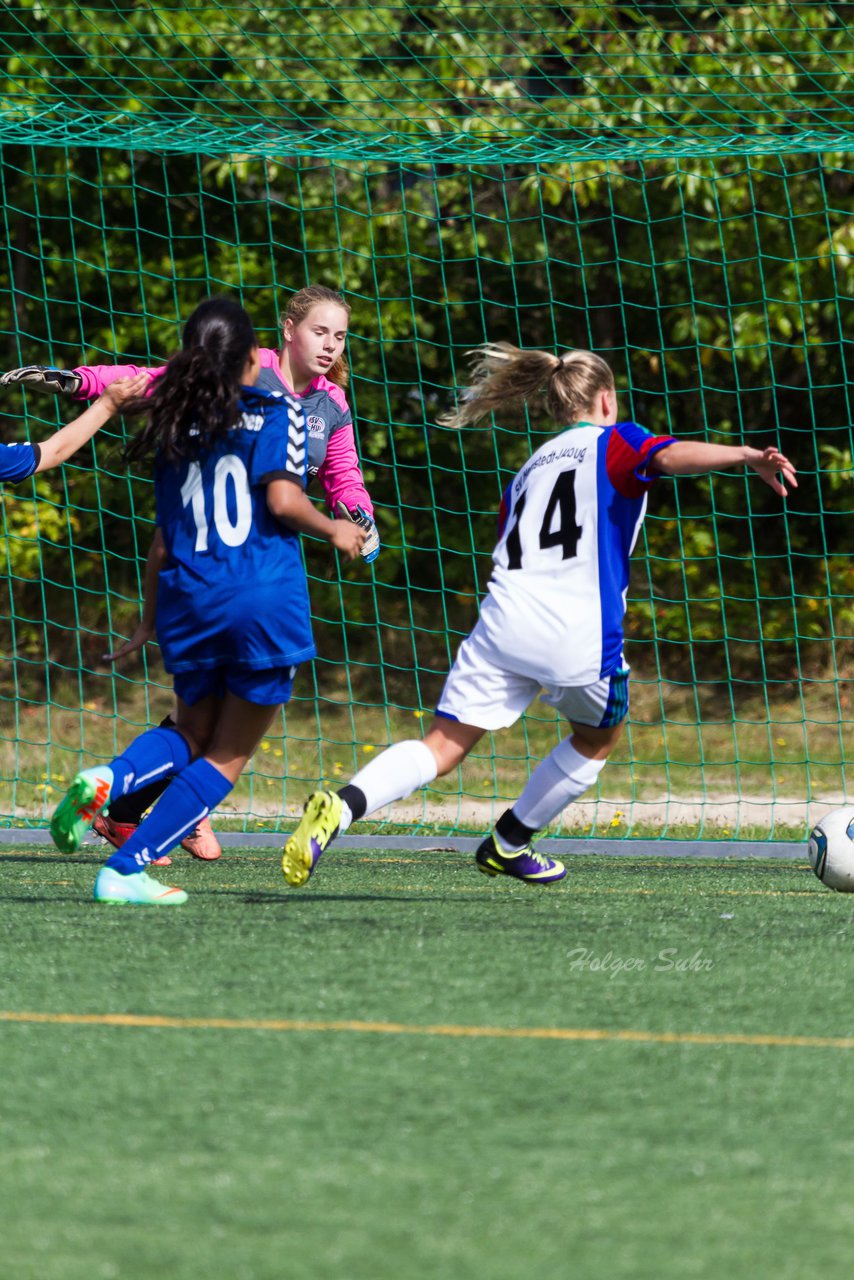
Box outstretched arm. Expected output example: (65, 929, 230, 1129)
(1, 362, 162, 401)
(34, 373, 149, 472)
(648, 441, 797, 497)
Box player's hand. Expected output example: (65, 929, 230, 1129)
(99, 373, 149, 410)
(335, 501, 380, 562)
(746, 446, 798, 497)
(0, 365, 83, 395)
(330, 520, 368, 562)
(103, 621, 155, 663)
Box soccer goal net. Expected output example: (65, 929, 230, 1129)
(0, 2, 851, 838)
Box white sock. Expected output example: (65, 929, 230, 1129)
(512, 738, 606, 830)
(346, 740, 438, 820)
(338, 799, 354, 834)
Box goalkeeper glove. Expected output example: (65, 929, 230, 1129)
(335, 501, 380, 563)
(0, 365, 83, 395)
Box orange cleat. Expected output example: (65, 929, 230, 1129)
(92, 812, 172, 867)
(180, 816, 222, 861)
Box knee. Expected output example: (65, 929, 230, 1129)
(570, 722, 623, 761)
(175, 727, 206, 761)
(423, 737, 466, 777)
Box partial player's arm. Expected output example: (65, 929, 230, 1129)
(34, 373, 149, 472)
(266, 480, 366, 561)
(648, 441, 797, 497)
(104, 528, 167, 662)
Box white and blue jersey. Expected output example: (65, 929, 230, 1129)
(0, 441, 39, 483)
(473, 421, 676, 687)
(154, 385, 316, 674)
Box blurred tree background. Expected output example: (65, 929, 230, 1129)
(0, 1, 851, 828)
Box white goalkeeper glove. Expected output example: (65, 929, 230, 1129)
(0, 365, 83, 395)
(335, 501, 380, 563)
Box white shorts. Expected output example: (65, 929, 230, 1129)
(436, 629, 629, 732)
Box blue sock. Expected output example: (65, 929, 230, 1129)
(109, 727, 192, 804)
(106, 759, 233, 875)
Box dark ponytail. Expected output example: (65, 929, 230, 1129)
(124, 297, 257, 464)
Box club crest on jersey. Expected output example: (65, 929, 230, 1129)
(306, 415, 326, 437)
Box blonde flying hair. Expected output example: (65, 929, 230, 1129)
(438, 342, 615, 429)
(281, 285, 352, 388)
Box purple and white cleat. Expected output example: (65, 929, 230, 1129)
(475, 833, 566, 884)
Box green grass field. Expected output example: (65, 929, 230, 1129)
(2, 840, 853, 1279)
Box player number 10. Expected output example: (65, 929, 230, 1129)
(180, 454, 253, 551)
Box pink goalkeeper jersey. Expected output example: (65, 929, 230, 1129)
(73, 348, 373, 516)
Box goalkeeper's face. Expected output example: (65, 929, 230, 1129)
(285, 303, 349, 381)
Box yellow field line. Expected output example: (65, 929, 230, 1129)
(1, 1009, 852, 1049)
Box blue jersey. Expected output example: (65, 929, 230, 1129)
(0, 441, 39, 483)
(477, 421, 676, 685)
(154, 385, 316, 673)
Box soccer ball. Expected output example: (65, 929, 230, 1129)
(808, 809, 854, 892)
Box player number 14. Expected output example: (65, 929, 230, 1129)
(505, 469, 582, 570)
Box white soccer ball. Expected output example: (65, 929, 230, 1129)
(808, 809, 854, 892)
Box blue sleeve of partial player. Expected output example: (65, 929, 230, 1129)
(0, 441, 39, 483)
(250, 396, 308, 488)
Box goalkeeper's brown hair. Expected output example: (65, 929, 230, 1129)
(438, 343, 615, 430)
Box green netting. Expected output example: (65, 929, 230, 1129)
(0, 2, 852, 838)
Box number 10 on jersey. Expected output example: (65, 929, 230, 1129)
(180, 455, 253, 551)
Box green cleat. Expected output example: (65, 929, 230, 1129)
(282, 790, 342, 887)
(94, 866, 188, 906)
(50, 767, 114, 853)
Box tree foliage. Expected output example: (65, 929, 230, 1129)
(0, 1, 851, 701)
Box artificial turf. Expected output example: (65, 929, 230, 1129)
(1, 842, 852, 1279)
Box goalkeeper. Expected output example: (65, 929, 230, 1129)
(2, 285, 379, 863)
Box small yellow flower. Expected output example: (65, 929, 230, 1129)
(273, 748, 283, 758)
(260, 740, 271, 752)
(362, 744, 376, 754)
(776, 737, 786, 746)
(413, 710, 424, 719)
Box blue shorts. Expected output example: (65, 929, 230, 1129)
(173, 664, 299, 708)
